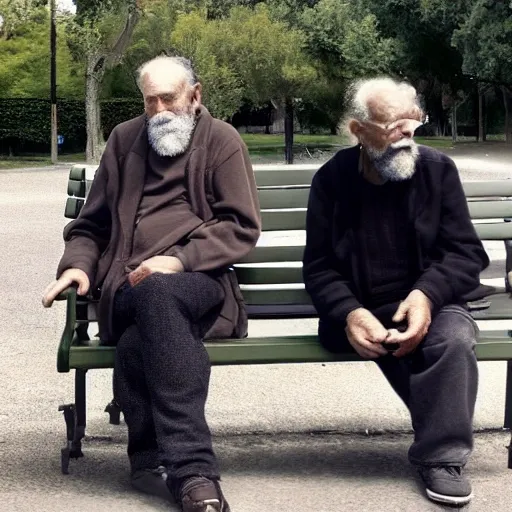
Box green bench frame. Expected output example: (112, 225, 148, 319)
(56, 163, 512, 474)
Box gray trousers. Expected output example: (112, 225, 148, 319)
(112, 272, 225, 484)
(319, 304, 479, 467)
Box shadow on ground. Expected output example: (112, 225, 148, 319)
(1, 425, 509, 511)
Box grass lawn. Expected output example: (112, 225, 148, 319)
(0, 153, 85, 170)
(241, 133, 457, 150)
(0, 135, 503, 169)
(241, 133, 344, 148)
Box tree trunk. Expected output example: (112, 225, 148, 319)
(82, 7, 141, 162)
(85, 61, 104, 163)
(502, 86, 512, 144)
(451, 105, 457, 144)
(284, 97, 294, 164)
(478, 88, 485, 142)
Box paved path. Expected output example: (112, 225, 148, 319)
(0, 154, 511, 511)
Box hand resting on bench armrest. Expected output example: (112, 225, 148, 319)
(42, 268, 90, 308)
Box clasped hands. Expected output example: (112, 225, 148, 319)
(42, 256, 184, 308)
(345, 290, 432, 359)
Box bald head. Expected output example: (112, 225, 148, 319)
(137, 56, 201, 118)
(137, 56, 202, 157)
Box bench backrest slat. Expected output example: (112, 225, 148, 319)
(66, 164, 512, 322)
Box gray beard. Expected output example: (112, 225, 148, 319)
(366, 139, 419, 181)
(147, 111, 196, 157)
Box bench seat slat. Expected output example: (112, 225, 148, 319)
(67, 331, 512, 370)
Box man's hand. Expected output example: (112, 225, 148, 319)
(386, 290, 432, 358)
(128, 255, 184, 287)
(345, 308, 389, 359)
(42, 268, 90, 308)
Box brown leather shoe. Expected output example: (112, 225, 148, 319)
(179, 476, 230, 512)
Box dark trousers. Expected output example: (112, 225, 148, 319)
(319, 304, 479, 466)
(112, 272, 225, 482)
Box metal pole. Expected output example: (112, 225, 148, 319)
(451, 104, 457, 144)
(50, 0, 58, 163)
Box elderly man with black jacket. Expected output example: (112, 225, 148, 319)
(43, 56, 261, 512)
(303, 77, 489, 507)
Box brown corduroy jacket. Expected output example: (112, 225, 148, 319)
(57, 106, 261, 342)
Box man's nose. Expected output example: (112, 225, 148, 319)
(155, 97, 166, 113)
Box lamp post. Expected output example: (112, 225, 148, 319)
(50, 0, 58, 163)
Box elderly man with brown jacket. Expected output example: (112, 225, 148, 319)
(43, 56, 261, 512)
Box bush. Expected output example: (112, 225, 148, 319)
(0, 98, 144, 155)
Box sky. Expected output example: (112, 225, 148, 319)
(58, 0, 76, 13)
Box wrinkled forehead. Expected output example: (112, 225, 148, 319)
(366, 90, 423, 124)
(141, 64, 190, 97)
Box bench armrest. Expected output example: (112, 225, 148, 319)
(56, 287, 77, 373)
(55, 284, 78, 302)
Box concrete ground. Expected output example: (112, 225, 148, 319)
(1, 147, 512, 511)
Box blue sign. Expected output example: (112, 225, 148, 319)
(57, 135, 65, 145)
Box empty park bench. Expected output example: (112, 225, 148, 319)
(56, 162, 512, 475)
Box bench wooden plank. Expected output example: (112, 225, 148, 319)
(261, 209, 306, 231)
(235, 266, 303, 284)
(463, 180, 512, 198)
(254, 167, 317, 187)
(471, 293, 512, 320)
(242, 287, 311, 305)
(69, 166, 86, 181)
(468, 201, 512, 219)
(239, 245, 305, 263)
(258, 187, 310, 209)
(67, 179, 86, 198)
(65, 197, 84, 219)
(473, 222, 512, 240)
(67, 331, 512, 370)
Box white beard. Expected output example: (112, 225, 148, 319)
(366, 139, 419, 181)
(147, 110, 196, 157)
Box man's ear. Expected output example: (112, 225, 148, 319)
(191, 83, 202, 108)
(348, 119, 362, 138)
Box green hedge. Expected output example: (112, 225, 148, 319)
(0, 98, 144, 154)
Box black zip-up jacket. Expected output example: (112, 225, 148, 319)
(302, 145, 490, 325)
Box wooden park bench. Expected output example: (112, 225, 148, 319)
(56, 162, 512, 475)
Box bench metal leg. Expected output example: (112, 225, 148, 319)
(104, 398, 122, 425)
(505, 361, 512, 469)
(58, 369, 87, 474)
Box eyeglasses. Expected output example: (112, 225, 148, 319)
(362, 118, 424, 141)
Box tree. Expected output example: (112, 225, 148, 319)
(170, 11, 244, 121)
(289, 0, 398, 135)
(0, 4, 83, 98)
(102, 0, 182, 98)
(172, 4, 317, 163)
(353, 0, 472, 135)
(453, 0, 512, 143)
(0, 0, 46, 40)
(68, 0, 142, 162)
